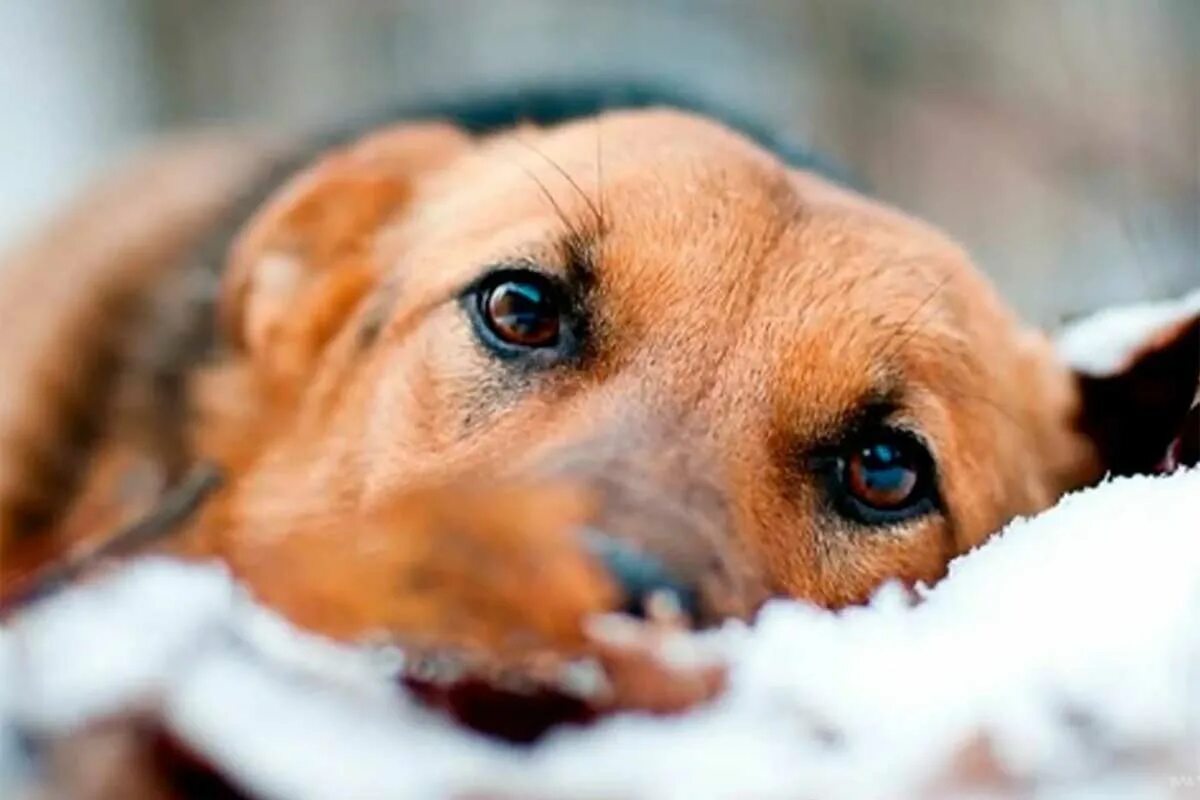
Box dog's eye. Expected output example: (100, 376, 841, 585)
(473, 271, 564, 351)
(846, 441, 918, 508)
(828, 430, 938, 525)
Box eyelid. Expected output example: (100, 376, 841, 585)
(797, 400, 908, 461)
(457, 259, 566, 300)
(876, 419, 936, 461)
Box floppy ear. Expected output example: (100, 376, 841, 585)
(1057, 290, 1200, 476)
(221, 122, 471, 383)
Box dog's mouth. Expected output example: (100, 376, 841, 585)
(400, 655, 604, 743)
(397, 611, 729, 744)
(389, 538, 731, 744)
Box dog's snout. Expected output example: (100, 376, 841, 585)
(581, 528, 700, 621)
(526, 418, 768, 622)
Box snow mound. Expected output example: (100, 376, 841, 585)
(2, 468, 1198, 799)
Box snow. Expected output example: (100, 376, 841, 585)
(1056, 288, 1200, 376)
(0, 627, 29, 798)
(7, 558, 234, 732)
(2, 468, 1198, 799)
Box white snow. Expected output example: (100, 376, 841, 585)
(1056, 288, 1200, 376)
(1, 469, 1198, 800)
(9, 558, 234, 732)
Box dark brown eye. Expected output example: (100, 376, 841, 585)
(846, 441, 919, 509)
(828, 430, 938, 525)
(477, 274, 562, 349)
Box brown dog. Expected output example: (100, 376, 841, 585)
(1, 92, 1196, 668)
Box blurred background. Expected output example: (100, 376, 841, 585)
(0, 0, 1195, 325)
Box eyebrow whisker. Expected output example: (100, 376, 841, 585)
(505, 150, 586, 245)
(509, 133, 605, 234)
(871, 273, 953, 366)
(594, 117, 606, 228)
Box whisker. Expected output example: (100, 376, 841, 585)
(871, 273, 953, 366)
(594, 117, 606, 227)
(501, 146, 585, 244)
(509, 133, 605, 232)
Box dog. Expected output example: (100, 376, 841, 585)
(1, 85, 1196, 684)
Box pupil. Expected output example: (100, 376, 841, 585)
(861, 444, 907, 491)
(487, 282, 558, 344)
(497, 283, 542, 320)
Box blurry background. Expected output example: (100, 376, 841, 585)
(0, 0, 1195, 325)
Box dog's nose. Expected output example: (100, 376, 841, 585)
(580, 528, 700, 621)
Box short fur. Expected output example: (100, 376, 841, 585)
(1, 87, 1195, 657)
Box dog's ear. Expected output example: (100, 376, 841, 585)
(1057, 291, 1200, 476)
(221, 123, 471, 382)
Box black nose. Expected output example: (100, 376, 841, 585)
(580, 528, 700, 621)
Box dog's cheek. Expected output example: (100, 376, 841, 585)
(425, 347, 528, 443)
(457, 367, 540, 434)
(428, 317, 559, 440)
(361, 325, 521, 460)
(810, 516, 955, 606)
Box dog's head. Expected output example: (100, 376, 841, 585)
(207, 108, 1198, 628)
